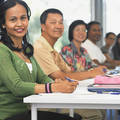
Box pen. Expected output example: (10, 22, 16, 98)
(65, 77, 77, 82)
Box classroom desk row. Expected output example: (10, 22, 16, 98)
(24, 79, 120, 120)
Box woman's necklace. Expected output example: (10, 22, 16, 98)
(14, 51, 28, 60)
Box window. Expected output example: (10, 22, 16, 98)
(26, 0, 91, 51)
(106, 0, 120, 35)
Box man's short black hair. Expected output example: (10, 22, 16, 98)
(40, 8, 63, 24)
(87, 21, 101, 32)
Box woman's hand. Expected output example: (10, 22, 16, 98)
(89, 66, 107, 77)
(52, 80, 78, 93)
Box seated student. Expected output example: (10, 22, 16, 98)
(112, 33, 120, 60)
(101, 32, 120, 66)
(0, 0, 78, 120)
(34, 9, 106, 120)
(60, 20, 97, 72)
(101, 32, 116, 58)
(81, 21, 116, 69)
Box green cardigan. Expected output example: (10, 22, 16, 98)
(0, 43, 52, 120)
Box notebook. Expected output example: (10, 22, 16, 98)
(94, 75, 120, 84)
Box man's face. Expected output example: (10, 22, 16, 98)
(106, 34, 116, 47)
(41, 13, 64, 41)
(88, 24, 102, 44)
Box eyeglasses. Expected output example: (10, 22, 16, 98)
(108, 38, 115, 40)
(75, 29, 88, 33)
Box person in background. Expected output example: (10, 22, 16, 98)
(101, 32, 116, 58)
(0, 0, 78, 120)
(34, 9, 106, 120)
(101, 32, 120, 66)
(112, 33, 120, 60)
(81, 21, 116, 69)
(34, 9, 105, 81)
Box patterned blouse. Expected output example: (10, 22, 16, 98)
(60, 42, 93, 72)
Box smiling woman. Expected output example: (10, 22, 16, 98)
(0, 0, 78, 120)
(60, 20, 92, 72)
(3, 4, 29, 48)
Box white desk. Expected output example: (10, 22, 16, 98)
(24, 79, 120, 120)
